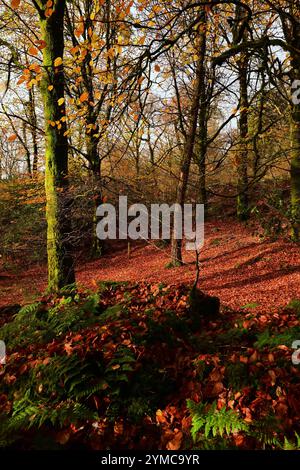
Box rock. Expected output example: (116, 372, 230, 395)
(189, 288, 220, 319)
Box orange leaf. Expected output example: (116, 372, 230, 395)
(45, 8, 53, 17)
(240, 355, 248, 364)
(166, 431, 183, 450)
(11, 0, 21, 9)
(268, 353, 275, 362)
(28, 46, 38, 56)
(156, 409, 167, 425)
(75, 24, 84, 38)
(211, 381, 224, 396)
(209, 368, 223, 382)
(64, 342, 73, 356)
(249, 350, 258, 363)
(79, 91, 89, 102)
(8, 134, 17, 142)
(37, 40, 47, 50)
(17, 76, 26, 85)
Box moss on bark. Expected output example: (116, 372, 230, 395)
(38, 0, 75, 290)
(290, 54, 300, 241)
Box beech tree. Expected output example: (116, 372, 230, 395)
(33, 0, 75, 289)
(233, 4, 250, 221)
(171, 8, 207, 266)
(213, 0, 300, 238)
(1, 0, 299, 284)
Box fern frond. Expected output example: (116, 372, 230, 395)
(187, 400, 248, 441)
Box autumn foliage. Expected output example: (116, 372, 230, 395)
(0, 282, 300, 450)
(1, 0, 300, 454)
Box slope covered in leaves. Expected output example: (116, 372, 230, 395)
(0, 282, 300, 450)
(1, 219, 300, 313)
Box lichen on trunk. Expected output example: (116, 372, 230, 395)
(38, 0, 75, 290)
(290, 54, 300, 241)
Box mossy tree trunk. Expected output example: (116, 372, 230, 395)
(38, 0, 75, 290)
(273, 2, 300, 240)
(235, 6, 249, 222)
(290, 50, 300, 240)
(236, 51, 249, 221)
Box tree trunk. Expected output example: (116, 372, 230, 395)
(39, 0, 75, 290)
(276, 4, 300, 240)
(28, 88, 39, 173)
(84, 86, 102, 259)
(87, 132, 102, 257)
(197, 12, 208, 208)
(290, 52, 300, 240)
(236, 51, 249, 221)
(235, 6, 250, 222)
(171, 11, 207, 266)
(79, 1, 103, 257)
(22, 122, 32, 175)
(198, 138, 207, 206)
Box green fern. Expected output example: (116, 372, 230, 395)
(7, 396, 96, 432)
(187, 400, 248, 441)
(287, 299, 300, 317)
(31, 352, 105, 400)
(249, 414, 280, 448)
(17, 302, 41, 317)
(255, 327, 300, 350)
(0, 294, 102, 350)
(282, 433, 300, 450)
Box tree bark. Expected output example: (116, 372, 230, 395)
(22, 122, 32, 175)
(236, 51, 249, 221)
(235, 6, 249, 221)
(83, 8, 103, 257)
(171, 11, 207, 266)
(290, 51, 300, 240)
(39, 0, 75, 290)
(28, 88, 39, 173)
(88, 133, 102, 257)
(197, 12, 208, 207)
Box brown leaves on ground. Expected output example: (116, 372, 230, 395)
(0, 281, 300, 450)
(1, 219, 299, 312)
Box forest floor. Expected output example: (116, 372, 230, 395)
(1, 217, 300, 449)
(0, 218, 299, 310)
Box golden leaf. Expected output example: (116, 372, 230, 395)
(54, 57, 63, 67)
